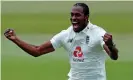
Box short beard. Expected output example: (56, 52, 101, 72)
(75, 22, 88, 33)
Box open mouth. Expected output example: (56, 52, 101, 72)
(72, 21, 79, 29)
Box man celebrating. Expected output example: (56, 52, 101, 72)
(4, 3, 118, 80)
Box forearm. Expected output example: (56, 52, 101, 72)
(103, 33, 119, 60)
(12, 37, 41, 57)
(4, 29, 54, 57)
(108, 46, 118, 60)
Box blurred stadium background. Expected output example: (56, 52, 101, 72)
(1, 1, 133, 80)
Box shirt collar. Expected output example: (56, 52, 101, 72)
(70, 21, 93, 34)
(81, 21, 92, 34)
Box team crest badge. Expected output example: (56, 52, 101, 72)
(86, 36, 89, 44)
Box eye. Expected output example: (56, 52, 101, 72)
(71, 13, 81, 17)
(75, 13, 81, 17)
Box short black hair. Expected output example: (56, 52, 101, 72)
(73, 3, 89, 16)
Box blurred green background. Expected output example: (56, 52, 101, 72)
(1, 1, 133, 80)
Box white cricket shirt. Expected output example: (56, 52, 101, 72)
(50, 22, 107, 80)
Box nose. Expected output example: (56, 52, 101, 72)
(72, 15, 76, 20)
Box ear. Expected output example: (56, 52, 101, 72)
(85, 16, 88, 21)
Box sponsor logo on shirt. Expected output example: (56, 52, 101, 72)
(73, 46, 84, 62)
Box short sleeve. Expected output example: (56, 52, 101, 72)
(50, 30, 67, 49)
(98, 27, 106, 49)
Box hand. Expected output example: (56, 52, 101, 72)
(103, 33, 114, 47)
(4, 29, 17, 41)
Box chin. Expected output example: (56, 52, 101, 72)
(73, 28, 80, 33)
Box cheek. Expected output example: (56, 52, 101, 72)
(80, 19, 86, 24)
(83, 17, 87, 21)
(78, 17, 84, 21)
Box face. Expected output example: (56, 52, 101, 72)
(70, 6, 88, 32)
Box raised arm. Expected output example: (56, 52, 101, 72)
(4, 29, 55, 57)
(103, 33, 118, 60)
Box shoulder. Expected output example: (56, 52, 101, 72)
(91, 23, 106, 36)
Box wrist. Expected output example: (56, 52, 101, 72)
(11, 36, 19, 42)
(106, 40, 115, 48)
(108, 44, 116, 51)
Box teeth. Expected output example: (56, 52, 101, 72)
(72, 22, 78, 24)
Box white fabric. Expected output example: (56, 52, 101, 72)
(50, 22, 107, 80)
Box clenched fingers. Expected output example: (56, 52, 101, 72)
(103, 33, 112, 42)
(4, 29, 14, 37)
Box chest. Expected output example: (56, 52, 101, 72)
(63, 33, 100, 54)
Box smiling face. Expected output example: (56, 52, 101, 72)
(70, 6, 88, 32)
